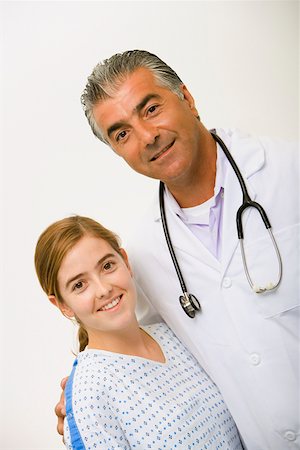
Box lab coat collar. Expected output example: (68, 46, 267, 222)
(229, 128, 265, 179)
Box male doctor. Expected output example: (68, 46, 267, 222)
(57, 50, 299, 449)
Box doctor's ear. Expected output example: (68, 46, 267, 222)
(180, 85, 200, 119)
(119, 248, 133, 276)
(48, 295, 75, 319)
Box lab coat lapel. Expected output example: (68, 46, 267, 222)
(221, 132, 265, 276)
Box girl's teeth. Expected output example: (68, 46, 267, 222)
(101, 296, 120, 311)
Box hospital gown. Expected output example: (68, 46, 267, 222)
(64, 322, 242, 449)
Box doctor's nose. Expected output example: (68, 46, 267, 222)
(136, 121, 160, 147)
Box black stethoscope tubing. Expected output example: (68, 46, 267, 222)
(159, 181, 201, 318)
(211, 132, 271, 239)
(159, 130, 281, 318)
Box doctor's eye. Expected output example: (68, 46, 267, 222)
(116, 130, 127, 142)
(146, 104, 159, 115)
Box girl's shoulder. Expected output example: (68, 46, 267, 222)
(67, 350, 126, 403)
(71, 350, 120, 384)
(76, 348, 125, 370)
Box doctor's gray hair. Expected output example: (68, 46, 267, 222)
(81, 50, 184, 143)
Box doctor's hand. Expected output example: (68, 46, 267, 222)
(55, 377, 68, 437)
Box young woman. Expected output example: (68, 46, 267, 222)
(35, 215, 242, 450)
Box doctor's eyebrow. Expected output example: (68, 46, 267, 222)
(135, 93, 162, 114)
(107, 93, 162, 138)
(107, 121, 127, 139)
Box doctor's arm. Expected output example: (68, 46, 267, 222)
(55, 377, 68, 437)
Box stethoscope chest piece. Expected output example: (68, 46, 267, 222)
(179, 292, 201, 318)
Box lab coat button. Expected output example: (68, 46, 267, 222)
(284, 431, 296, 441)
(223, 277, 232, 288)
(250, 353, 261, 365)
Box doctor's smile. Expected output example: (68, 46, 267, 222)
(149, 139, 176, 162)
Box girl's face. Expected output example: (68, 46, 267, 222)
(51, 235, 137, 339)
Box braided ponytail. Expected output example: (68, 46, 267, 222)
(78, 326, 89, 352)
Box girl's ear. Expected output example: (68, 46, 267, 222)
(48, 295, 75, 318)
(119, 248, 133, 276)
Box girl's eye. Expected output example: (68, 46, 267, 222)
(103, 261, 115, 271)
(116, 130, 127, 142)
(73, 281, 84, 291)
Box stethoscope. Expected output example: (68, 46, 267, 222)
(159, 131, 283, 318)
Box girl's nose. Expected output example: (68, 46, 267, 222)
(95, 279, 112, 299)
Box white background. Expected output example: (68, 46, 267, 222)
(0, 1, 298, 449)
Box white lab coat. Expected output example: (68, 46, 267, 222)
(128, 129, 299, 450)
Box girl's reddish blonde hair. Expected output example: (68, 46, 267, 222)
(34, 215, 122, 351)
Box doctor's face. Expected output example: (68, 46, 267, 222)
(92, 68, 202, 188)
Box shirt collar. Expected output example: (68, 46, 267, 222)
(165, 137, 229, 220)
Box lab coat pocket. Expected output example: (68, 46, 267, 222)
(242, 223, 299, 319)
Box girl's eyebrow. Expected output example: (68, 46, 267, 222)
(64, 253, 115, 289)
(65, 272, 85, 290)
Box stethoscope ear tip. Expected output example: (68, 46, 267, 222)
(253, 282, 275, 294)
(253, 285, 262, 293)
